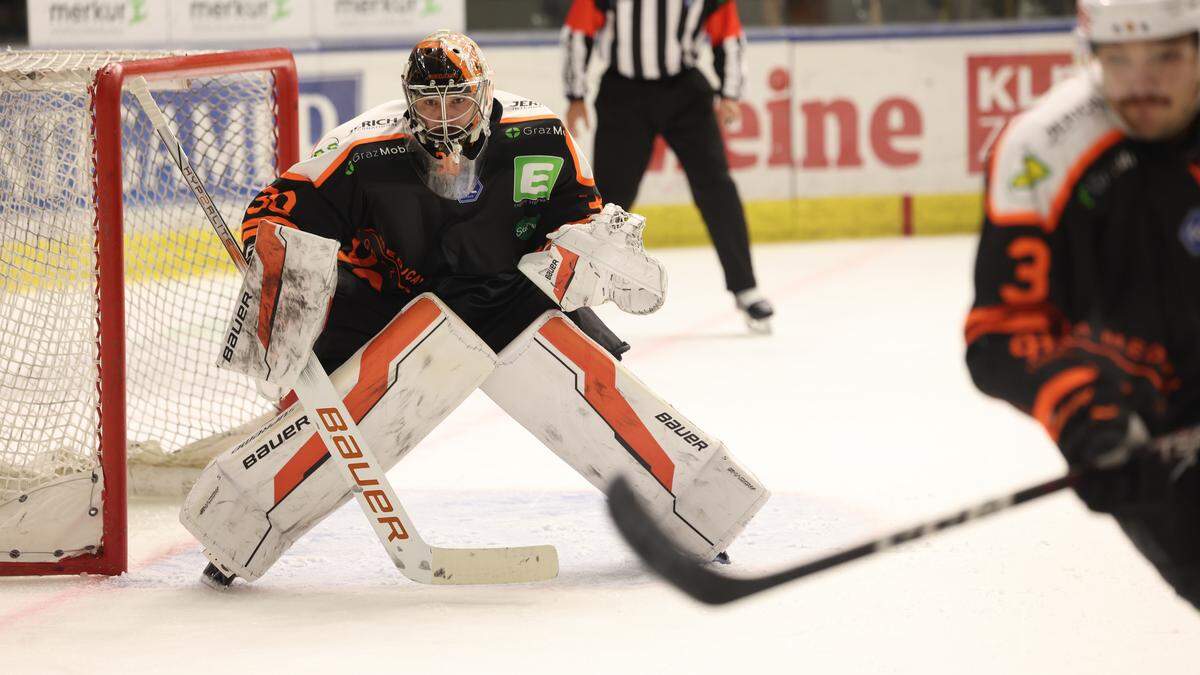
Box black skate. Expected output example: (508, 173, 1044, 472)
(201, 562, 236, 590)
(735, 289, 774, 334)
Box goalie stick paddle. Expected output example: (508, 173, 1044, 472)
(607, 472, 1079, 605)
(130, 76, 557, 586)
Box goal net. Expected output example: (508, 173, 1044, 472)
(0, 49, 298, 574)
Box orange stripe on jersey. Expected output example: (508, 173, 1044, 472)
(964, 305, 1053, 345)
(538, 317, 677, 492)
(1045, 130, 1124, 233)
(563, 127, 597, 188)
(500, 114, 559, 125)
(272, 297, 443, 504)
(988, 207, 1045, 228)
(704, 0, 744, 43)
(564, 0, 606, 35)
(1190, 163, 1200, 187)
(1033, 366, 1098, 441)
(283, 133, 410, 187)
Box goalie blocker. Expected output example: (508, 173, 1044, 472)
(183, 295, 767, 581)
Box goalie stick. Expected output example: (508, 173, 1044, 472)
(608, 424, 1200, 604)
(130, 76, 557, 586)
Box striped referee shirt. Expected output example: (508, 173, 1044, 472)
(562, 0, 747, 101)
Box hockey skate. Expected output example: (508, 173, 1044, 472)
(735, 289, 774, 334)
(200, 554, 236, 590)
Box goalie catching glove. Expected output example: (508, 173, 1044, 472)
(518, 203, 667, 315)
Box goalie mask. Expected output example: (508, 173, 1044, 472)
(401, 30, 495, 200)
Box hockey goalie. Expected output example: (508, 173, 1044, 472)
(181, 31, 769, 586)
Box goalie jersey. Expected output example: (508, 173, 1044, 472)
(240, 91, 602, 299)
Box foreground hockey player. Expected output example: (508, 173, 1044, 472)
(182, 31, 768, 585)
(966, 0, 1200, 609)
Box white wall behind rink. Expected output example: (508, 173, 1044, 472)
(293, 26, 1076, 209)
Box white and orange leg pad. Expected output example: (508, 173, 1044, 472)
(181, 294, 497, 582)
(481, 312, 769, 560)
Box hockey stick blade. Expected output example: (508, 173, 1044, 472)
(608, 472, 1078, 605)
(130, 76, 558, 586)
(431, 545, 558, 585)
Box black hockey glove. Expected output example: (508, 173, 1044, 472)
(1059, 409, 1185, 514)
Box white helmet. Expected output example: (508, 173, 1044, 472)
(1077, 0, 1200, 44)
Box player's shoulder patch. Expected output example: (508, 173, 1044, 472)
(987, 71, 1124, 228)
(495, 91, 567, 147)
(284, 99, 410, 186)
(496, 90, 558, 124)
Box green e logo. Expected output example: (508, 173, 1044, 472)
(513, 156, 563, 203)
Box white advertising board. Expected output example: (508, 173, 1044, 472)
(27, 0, 170, 47)
(26, 0, 465, 47)
(314, 0, 467, 42)
(170, 0, 312, 45)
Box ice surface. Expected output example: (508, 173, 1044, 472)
(2, 236, 1197, 674)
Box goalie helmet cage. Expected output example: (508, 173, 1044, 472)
(0, 50, 299, 576)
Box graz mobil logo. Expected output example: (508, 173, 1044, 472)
(505, 125, 564, 140)
(47, 0, 148, 26)
(189, 0, 292, 21)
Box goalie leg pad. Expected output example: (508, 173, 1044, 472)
(182, 294, 497, 581)
(481, 311, 769, 560)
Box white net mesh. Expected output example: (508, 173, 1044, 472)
(0, 50, 277, 519)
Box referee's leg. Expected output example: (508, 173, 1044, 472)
(660, 71, 757, 294)
(592, 74, 657, 210)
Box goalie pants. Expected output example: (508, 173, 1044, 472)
(1113, 463, 1200, 611)
(591, 68, 757, 294)
(313, 266, 630, 372)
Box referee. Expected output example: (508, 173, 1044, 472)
(561, 0, 774, 331)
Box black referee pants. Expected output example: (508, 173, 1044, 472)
(592, 68, 757, 294)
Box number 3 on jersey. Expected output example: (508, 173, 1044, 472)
(1000, 236, 1050, 304)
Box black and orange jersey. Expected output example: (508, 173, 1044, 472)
(965, 71, 1200, 443)
(240, 90, 602, 297)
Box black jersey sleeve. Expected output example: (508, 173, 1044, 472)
(964, 157, 1167, 448)
(239, 176, 346, 254)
